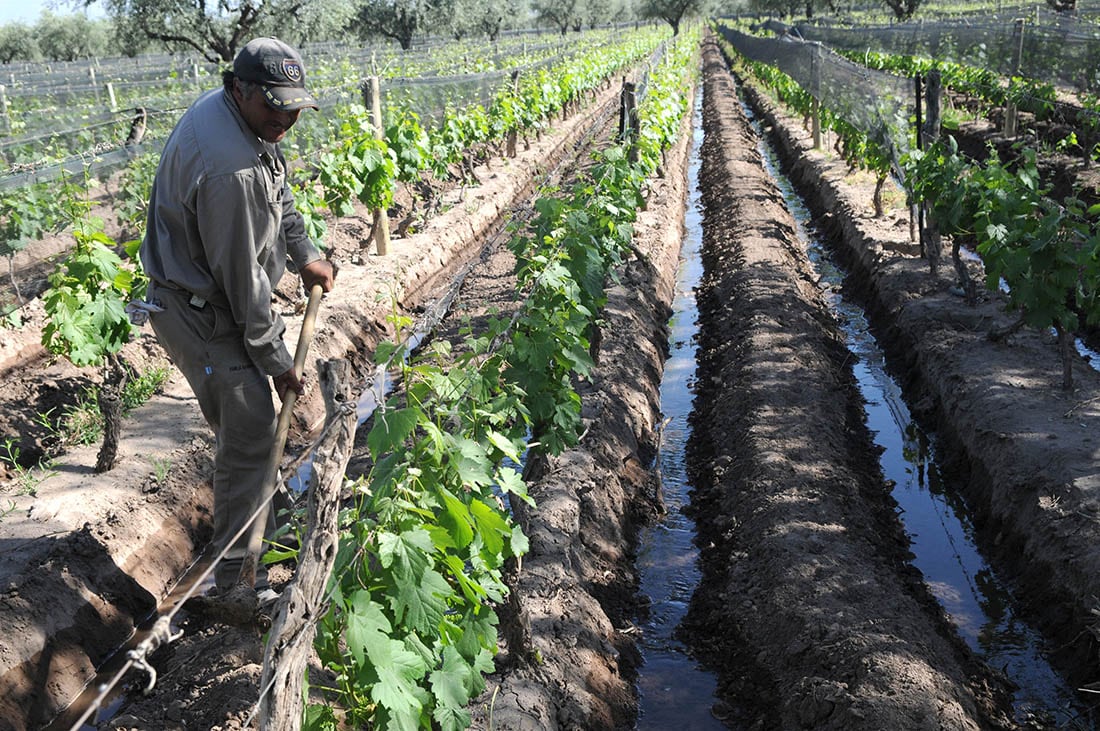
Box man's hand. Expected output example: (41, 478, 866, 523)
(301, 259, 336, 293)
(273, 368, 304, 402)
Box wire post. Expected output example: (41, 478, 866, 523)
(810, 46, 822, 150)
(363, 76, 390, 256)
(0, 84, 9, 135)
(1004, 18, 1025, 139)
(256, 359, 357, 728)
(507, 69, 520, 158)
(913, 73, 923, 249)
(921, 70, 943, 274)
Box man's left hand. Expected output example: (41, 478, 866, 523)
(301, 259, 337, 293)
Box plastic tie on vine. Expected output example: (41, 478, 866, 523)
(125, 299, 165, 326)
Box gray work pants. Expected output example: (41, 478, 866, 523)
(147, 281, 281, 590)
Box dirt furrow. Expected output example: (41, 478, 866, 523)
(462, 85, 695, 731)
(735, 32, 1100, 700)
(681, 37, 1015, 730)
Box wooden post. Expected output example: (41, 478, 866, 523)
(810, 46, 822, 149)
(922, 70, 943, 274)
(912, 74, 923, 247)
(618, 79, 639, 162)
(89, 66, 99, 104)
(1004, 18, 1025, 138)
(618, 79, 637, 142)
(0, 84, 9, 135)
(363, 76, 390, 256)
(257, 359, 358, 730)
(192, 62, 201, 86)
(106, 82, 118, 112)
(507, 70, 520, 158)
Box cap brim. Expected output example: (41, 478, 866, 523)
(261, 84, 319, 111)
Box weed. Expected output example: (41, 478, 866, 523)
(62, 388, 105, 447)
(48, 362, 172, 450)
(122, 363, 171, 411)
(0, 499, 16, 521)
(149, 456, 172, 483)
(0, 438, 57, 496)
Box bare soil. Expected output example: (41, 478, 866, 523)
(692, 32, 1100, 728)
(4, 31, 1100, 731)
(680, 37, 1016, 730)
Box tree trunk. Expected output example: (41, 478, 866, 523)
(94, 355, 127, 473)
(258, 359, 357, 729)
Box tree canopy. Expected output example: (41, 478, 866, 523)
(0, 22, 42, 63)
(640, 0, 711, 33)
(95, 0, 350, 61)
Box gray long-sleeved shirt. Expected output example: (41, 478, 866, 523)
(141, 88, 321, 377)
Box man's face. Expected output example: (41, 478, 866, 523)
(233, 80, 301, 143)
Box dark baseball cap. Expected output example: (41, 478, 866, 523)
(233, 37, 319, 111)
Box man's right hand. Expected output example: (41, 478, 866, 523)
(273, 368, 304, 401)
(301, 259, 336, 293)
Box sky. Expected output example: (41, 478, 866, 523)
(0, 0, 105, 25)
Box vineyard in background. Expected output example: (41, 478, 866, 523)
(0, 25, 666, 324)
(11, 5, 1100, 723)
(716, 14, 1100, 389)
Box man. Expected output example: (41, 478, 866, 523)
(141, 38, 336, 594)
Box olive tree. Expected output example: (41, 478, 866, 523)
(0, 22, 42, 63)
(882, 0, 921, 20)
(35, 12, 111, 61)
(640, 0, 712, 34)
(583, 0, 616, 28)
(93, 0, 348, 61)
(427, 0, 519, 41)
(350, 0, 442, 50)
(533, 0, 579, 34)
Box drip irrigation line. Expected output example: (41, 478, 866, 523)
(63, 495, 280, 730)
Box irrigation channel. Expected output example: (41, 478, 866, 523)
(634, 92, 725, 730)
(735, 83, 1087, 724)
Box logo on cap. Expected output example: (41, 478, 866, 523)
(281, 58, 303, 84)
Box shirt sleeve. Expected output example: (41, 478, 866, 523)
(196, 170, 294, 377)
